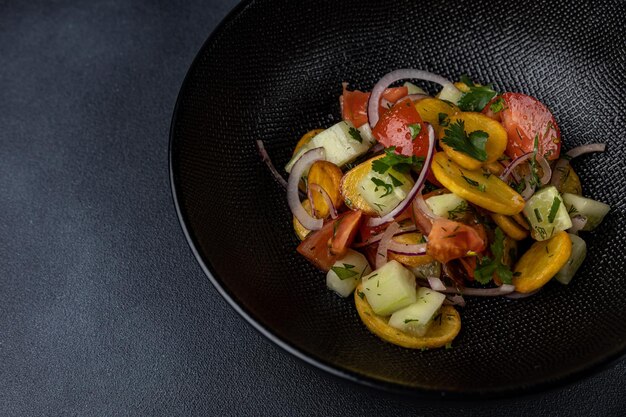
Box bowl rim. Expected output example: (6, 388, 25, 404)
(168, 0, 626, 399)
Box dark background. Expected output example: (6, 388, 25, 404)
(1, 0, 624, 415)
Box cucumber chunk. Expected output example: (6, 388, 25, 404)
(554, 234, 587, 285)
(362, 260, 417, 316)
(285, 121, 376, 173)
(523, 186, 572, 241)
(388, 287, 446, 336)
(358, 168, 414, 216)
(425, 193, 468, 219)
(562, 193, 610, 231)
(326, 250, 372, 297)
(403, 82, 427, 96)
(437, 84, 463, 105)
(409, 261, 441, 280)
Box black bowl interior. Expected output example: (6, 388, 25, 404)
(170, 0, 626, 396)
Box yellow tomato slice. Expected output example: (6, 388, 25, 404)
(293, 129, 324, 156)
(431, 153, 525, 215)
(512, 231, 572, 293)
(354, 284, 461, 349)
(414, 98, 459, 135)
(339, 155, 383, 216)
(293, 199, 313, 241)
(307, 161, 343, 218)
(388, 232, 434, 267)
(491, 213, 529, 240)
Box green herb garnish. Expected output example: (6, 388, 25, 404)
(371, 146, 424, 174)
(489, 96, 506, 113)
(442, 120, 488, 161)
(371, 177, 393, 197)
(447, 200, 469, 220)
(404, 318, 420, 324)
(408, 123, 422, 141)
(330, 264, 358, 280)
(547, 196, 561, 223)
(438, 112, 450, 127)
(348, 127, 363, 143)
(457, 75, 498, 112)
(474, 228, 514, 284)
(534, 208, 543, 223)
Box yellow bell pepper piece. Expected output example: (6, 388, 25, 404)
(431, 153, 525, 215)
(354, 283, 461, 349)
(512, 231, 572, 293)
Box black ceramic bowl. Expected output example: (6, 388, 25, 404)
(170, 0, 626, 397)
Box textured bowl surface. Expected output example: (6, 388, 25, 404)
(170, 0, 626, 396)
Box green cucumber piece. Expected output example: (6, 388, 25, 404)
(554, 234, 587, 285)
(403, 82, 427, 96)
(388, 287, 446, 337)
(358, 168, 414, 216)
(326, 250, 372, 297)
(409, 261, 441, 280)
(425, 193, 468, 219)
(523, 186, 572, 241)
(362, 260, 417, 316)
(562, 193, 610, 231)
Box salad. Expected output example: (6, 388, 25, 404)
(258, 69, 610, 350)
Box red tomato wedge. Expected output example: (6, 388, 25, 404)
(358, 205, 413, 243)
(499, 92, 561, 160)
(341, 85, 408, 128)
(426, 219, 487, 264)
(297, 210, 363, 271)
(372, 98, 428, 157)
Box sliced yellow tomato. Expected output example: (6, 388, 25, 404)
(491, 213, 529, 240)
(431, 153, 525, 215)
(339, 155, 383, 216)
(439, 113, 508, 170)
(512, 212, 530, 230)
(307, 161, 343, 218)
(512, 231, 572, 293)
(388, 232, 434, 267)
(354, 283, 461, 349)
(293, 199, 313, 241)
(414, 98, 459, 134)
(484, 160, 504, 176)
(293, 129, 324, 156)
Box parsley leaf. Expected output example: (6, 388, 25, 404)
(330, 263, 358, 280)
(371, 146, 424, 175)
(371, 177, 393, 197)
(474, 228, 514, 284)
(388, 173, 404, 187)
(348, 127, 362, 143)
(442, 120, 488, 161)
(489, 96, 506, 113)
(457, 76, 498, 112)
(408, 123, 422, 141)
(438, 112, 450, 127)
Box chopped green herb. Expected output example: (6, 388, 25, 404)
(474, 228, 514, 284)
(330, 263, 358, 280)
(373, 202, 386, 211)
(567, 204, 578, 215)
(372, 146, 424, 174)
(515, 179, 526, 194)
(536, 226, 548, 240)
(332, 216, 343, 238)
(357, 291, 365, 300)
(348, 127, 363, 143)
(478, 183, 487, 192)
(442, 120, 488, 161)
(547, 196, 561, 223)
(370, 177, 393, 197)
(404, 318, 420, 324)
(388, 173, 404, 187)
(445, 342, 453, 350)
(438, 112, 450, 127)
(534, 208, 543, 223)
(489, 96, 506, 113)
(457, 76, 498, 112)
(344, 197, 353, 208)
(460, 171, 480, 187)
(447, 200, 469, 220)
(408, 123, 422, 141)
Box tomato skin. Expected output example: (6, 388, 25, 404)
(341, 86, 408, 128)
(372, 98, 428, 157)
(426, 219, 487, 264)
(500, 92, 561, 160)
(297, 210, 363, 271)
(358, 205, 413, 243)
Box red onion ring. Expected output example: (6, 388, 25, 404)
(415, 191, 440, 221)
(521, 173, 536, 200)
(551, 143, 606, 188)
(287, 148, 325, 231)
(537, 154, 552, 185)
(499, 152, 533, 182)
(352, 224, 417, 248)
(387, 241, 427, 255)
(435, 283, 516, 296)
(428, 277, 446, 291)
(505, 290, 539, 299)
(257, 139, 289, 190)
(568, 215, 587, 235)
(308, 183, 338, 219)
(443, 294, 466, 307)
(367, 124, 436, 227)
(367, 69, 458, 128)
(376, 222, 400, 269)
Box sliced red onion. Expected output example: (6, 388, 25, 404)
(439, 284, 516, 296)
(406, 93, 429, 102)
(499, 152, 533, 182)
(257, 139, 289, 190)
(376, 222, 400, 269)
(287, 148, 325, 231)
(428, 277, 446, 291)
(505, 290, 539, 299)
(367, 124, 436, 227)
(352, 224, 417, 248)
(568, 215, 587, 235)
(521, 173, 536, 200)
(367, 69, 458, 128)
(566, 143, 606, 159)
(308, 183, 338, 219)
(415, 191, 440, 221)
(387, 241, 427, 255)
(537, 154, 552, 185)
(443, 294, 466, 307)
(551, 143, 606, 188)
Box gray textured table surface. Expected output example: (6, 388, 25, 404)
(1, 0, 624, 415)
